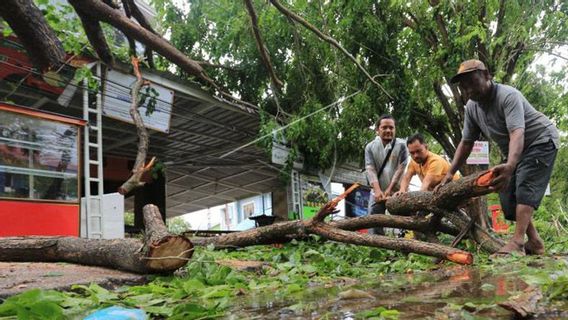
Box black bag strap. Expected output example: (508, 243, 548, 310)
(376, 139, 396, 180)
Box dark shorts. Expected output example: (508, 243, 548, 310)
(500, 140, 557, 221)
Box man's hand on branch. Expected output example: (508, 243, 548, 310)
(489, 163, 514, 191)
(374, 189, 385, 202)
(434, 173, 453, 193)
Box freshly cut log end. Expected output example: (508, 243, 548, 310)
(146, 235, 194, 272)
(475, 171, 494, 187)
(446, 252, 473, 265)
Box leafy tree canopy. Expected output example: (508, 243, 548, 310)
(150, 0, 567, 172)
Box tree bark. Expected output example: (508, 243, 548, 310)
(0, 0, 65, 71)
(0, 205, 193, 274)
(193, 214, 459, 248)
(118, 57, 154, 195)
(386, 170, 504, 253)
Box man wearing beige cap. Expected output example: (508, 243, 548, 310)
(437, 59, 559, 256)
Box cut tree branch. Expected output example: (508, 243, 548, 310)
(269, 0, 391, 99)
(196, 182, 480, 264)
(502, 42, 525, 84)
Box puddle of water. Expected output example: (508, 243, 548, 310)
(227, 257, 568, 319)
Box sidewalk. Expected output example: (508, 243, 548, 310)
(0, 262, 147, 298)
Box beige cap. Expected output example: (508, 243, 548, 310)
(450, 59, 487, 83)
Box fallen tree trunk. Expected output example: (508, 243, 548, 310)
(386, 170, 504, 253)
(193, 213, 460, 248)
(0, 205, 193, 274)
(194, 170, 505, 263)
(195, 185, 474, 265)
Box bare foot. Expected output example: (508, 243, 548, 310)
(525, 239, 545, 255)
(491, 240, 525, 258)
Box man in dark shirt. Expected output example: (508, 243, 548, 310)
(438, 59, 559, 256)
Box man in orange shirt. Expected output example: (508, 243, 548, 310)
(395, 133, 458, 194)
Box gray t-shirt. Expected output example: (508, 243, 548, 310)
(462, 83, 560, 157)
(365, 137, 409, 190)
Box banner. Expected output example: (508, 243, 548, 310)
(102, 69, 174, 133)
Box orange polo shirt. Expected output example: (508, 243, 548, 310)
(407, 151, 459, 188)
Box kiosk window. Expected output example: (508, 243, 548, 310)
(0, 110, 79, 202)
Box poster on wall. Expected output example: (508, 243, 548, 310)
(345, 186, 370, 218)
(466, 141, 489, 165)
(102, 69, 174, 133)
(300, 175, 329, 220)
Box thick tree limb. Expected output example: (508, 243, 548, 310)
(437, 208, 504, 253)
(0, 205, 193, 274)
(428, 1, 449, 48)
(196, 184, 474, 264)
(385, 170, 504, 253)
(193, 213, 460, 248)
(502, 42, 525, 84)
(75, 11, 115, 66)
(308, 186, 473, 265)
(411, 108, 456, 157)
(386, 170, 492, 213)
(123, 0, 158, 68)
(269, 0, 391, 99)
(118, 57, 154, 195)
(310, 223, 472, 265)
(123, 0, 157, 34)
(0, 0, 65, 71)
(120, 0, 140, 56)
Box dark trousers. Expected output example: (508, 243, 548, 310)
(368, 202, 386, 235)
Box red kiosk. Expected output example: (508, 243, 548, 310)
(0, 103, 86, 236)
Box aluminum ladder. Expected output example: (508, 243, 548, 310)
(82, 63, 104, 239)
(289, 169, 302, 219)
